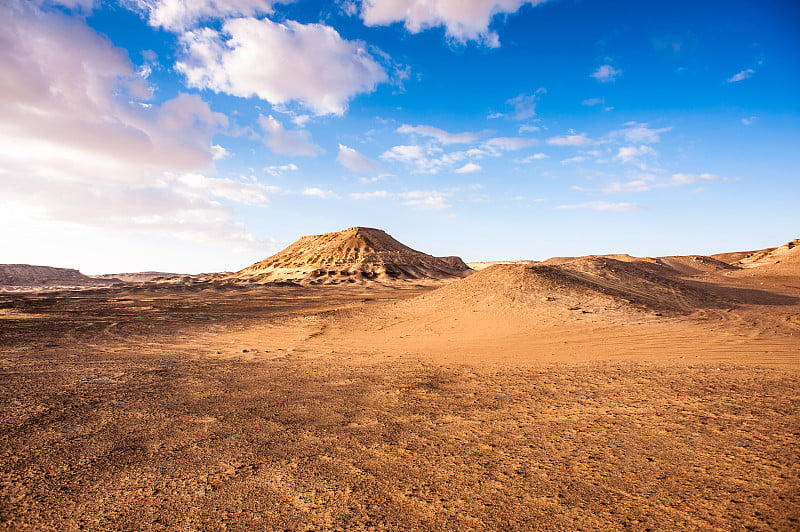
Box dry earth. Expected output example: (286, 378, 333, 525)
(1, 243, 799, 530)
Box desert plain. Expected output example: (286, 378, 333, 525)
(1, 228, 799, 530)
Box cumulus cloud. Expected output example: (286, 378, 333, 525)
(259, 115, 321, 156)
(337, 144, 382, 172)
(382, 144, 428, 164)
(591, 64, 622, 82)
(556, 201, 645, 212)
(0, 1, 268, 250)
(455, 162, 482, 173)
(727, 68, 755, 83)
(130, 0, 290, 31)
(211, 144, 231, 160)
(176, 17, 387, 115)
(357, 0, 549, 47)
(546, 133, 592, 146)
(397, 124, 479, 144)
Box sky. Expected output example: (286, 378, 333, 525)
(2, 0, 799, 274)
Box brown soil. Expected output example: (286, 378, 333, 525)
(1, 245, 799, 530)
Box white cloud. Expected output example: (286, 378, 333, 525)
(741, 116, 758, 126)
(728, 68, 755, 83)
(381, 135, 519, 174)
(0, 2, 272, 251)
(350, 190, 390, 200)
(669, 173, 723, 186)
(556, 201, 645, 212)
(601, 173, 725, 193)
(608, 122, 671, 144)
(350, 189, 452, 209)
(591, 64, 622, 82)
(561, 156, 586, 164)
(382, 144, 427, 163)
(381, 144, 447, 173)
(357, 0, 549, 47)
(582, 98, 604, 106)
(505, 88, 546, 120)
(302, 187, 337, 198)
(455, 162, 482, 173)
(615, 145, 656, 166)
(337, 144, 381, 172)
(398, 190, 452, 209)
(484, 137, 538, 150)
(176, 17, 387, 115)
(518, 124, 541, 133)
(174, 173, 281, 205)
(259, 115, 321, 156)
(35, 0, 96, 11)
(264, 163, 298, 176)
(211, 144, 231, 160)
(546, 133, 592, 146)
(515, 153, 548, 163)
(397, 124, 479, 144)
(130, 0, 290, 31)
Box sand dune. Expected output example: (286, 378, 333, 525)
(229, 226, 472, 284)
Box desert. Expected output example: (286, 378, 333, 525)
(4, 1, 798, 529)
(1, 228, 798, 530)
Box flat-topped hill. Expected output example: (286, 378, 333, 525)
(0, 264, 119, 288)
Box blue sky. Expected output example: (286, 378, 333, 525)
(2, 0, 798, 273)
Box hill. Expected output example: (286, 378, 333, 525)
(91, 272, 182, 283)
(0, 265, 120, 289)
(230, 227, 472, 284)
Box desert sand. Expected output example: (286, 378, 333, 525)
(1, 229, 798, 530)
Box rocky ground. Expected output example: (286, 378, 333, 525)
(1, 276, 798, 530)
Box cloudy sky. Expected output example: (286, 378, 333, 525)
(2, 0, 798, 274)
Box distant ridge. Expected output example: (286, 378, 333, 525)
(0, 264, 120, 289)
(231, 227, 472, 284)
(91, 272, 182, 283)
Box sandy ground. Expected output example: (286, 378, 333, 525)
(1, 268, 799, 530)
